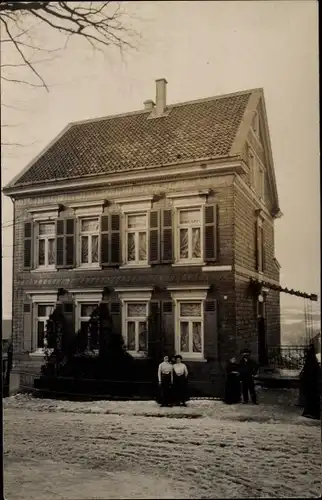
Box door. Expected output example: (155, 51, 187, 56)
(257, 297, 268, 365)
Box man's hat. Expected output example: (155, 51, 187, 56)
(241, 348, 251, 355)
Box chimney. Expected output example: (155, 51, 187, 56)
(155, 78, 167, 115)
(144, 99, 155, 110)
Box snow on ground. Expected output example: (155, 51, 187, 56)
(3, 390, 321, 499)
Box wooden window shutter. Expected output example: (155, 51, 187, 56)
(23, 221, 33, 270)
(65, 218, 75, 267)
(161, 301, 175, 356)
(110, 214, 122, 266)
(23, 301, 33, 352)
(204, 204, 218, 262)
(260, 226, 265, 272)
(56, 218, 75, 268)
(203, 300, 218, 361)
(161, 209, 173, 263)
(149, 210, 160, 264)
(255, 219, 260, 271)
(62, 301, 75, 339)
(100, 215, 110, 267)
(148, 301, 161, 359)
(56, 219, 65, 268)
(109, 301, 122, 336)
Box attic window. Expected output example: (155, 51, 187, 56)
(252, 112, 259, 136)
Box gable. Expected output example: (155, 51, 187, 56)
(230, 90, 281, 216)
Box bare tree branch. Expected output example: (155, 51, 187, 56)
(1, 1, 139, 148)
(1, 16, 50, 90)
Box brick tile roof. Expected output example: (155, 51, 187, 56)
(13, 90, 253, 186)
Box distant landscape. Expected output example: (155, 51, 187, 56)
(280, 306, 320, 346)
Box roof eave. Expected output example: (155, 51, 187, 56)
(3, 155, 244, 198)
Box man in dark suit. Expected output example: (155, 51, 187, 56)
(239, 349, 259, 404)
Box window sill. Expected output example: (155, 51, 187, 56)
(73, 266, 102, 271)
(120, 264, 151, 270)
(181, 356, 207, 363)
(172, 262, 204, 267)
(128, 351, 148, 358)
(29, 349, 53, 358)
(31, 268, 57, 273)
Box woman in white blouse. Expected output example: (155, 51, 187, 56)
(173, 355, 189, 406)
(157, 355, 173, 407)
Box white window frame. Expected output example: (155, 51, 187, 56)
(27, 206, 60, 273)
(79, 303, 99, 350)
(78, 216, 100, 269)
(124, 212, 148, 266)
(35, 304, 55, 350)
(73, 291, 102, 331)
(166, 191, 209, 267)
(249, 149, 265, 201)
(114, 197, 153, 269)
(35, 220, 56, 271)
(124, 302, 149, 354)
(28, 291, 57, 356)
(178, 300, 204, 358)
(115, 288, 153, 357)
(176, 206, 203, 264)
(168, 286, 208, 361)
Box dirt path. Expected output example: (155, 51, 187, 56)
(3, 397, 320, 499)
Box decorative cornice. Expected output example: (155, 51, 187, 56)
(27, 204, 61, 214)
(3, 159, 245, 198)
(166, 189, 211, 200)
(167, 285, 210, 291)
(114, 287, 154, 293)
(68, 200, 108, 209)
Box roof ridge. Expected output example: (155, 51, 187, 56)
(68, 87, 262, 128)
(167, 87, 261, 109)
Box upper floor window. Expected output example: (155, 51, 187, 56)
(125, 302, 148, 352)
(177, 301, 203, 357)
(177, 208, 202, 262)
(249, 150, 265, 201)
(125, 213, 148, 265)
(80, 218, 99, 266)
(255, 217, 265, 273)
(37, 222, 55, 268)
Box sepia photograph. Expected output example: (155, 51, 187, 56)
(1, 1, 320, 499)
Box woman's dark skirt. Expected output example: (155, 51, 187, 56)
(158, 373, 172, 406)
(173, 374, 188, 405)
(224, 373, 241, 404)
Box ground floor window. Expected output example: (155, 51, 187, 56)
(125, 302, 148, 353)
(36, 304, 55, 349)
(177, 301, 203, 357)
(78, 303, 99, 349)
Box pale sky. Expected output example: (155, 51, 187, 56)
(1, 1, 320, 320)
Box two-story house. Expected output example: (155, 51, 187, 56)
(3, 78, 282, 396)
